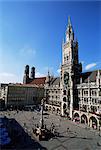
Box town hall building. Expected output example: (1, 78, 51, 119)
(44, 17, 101, 129)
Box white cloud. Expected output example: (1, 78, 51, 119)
(19, 46, 36, 56)
(0, 72, 21, 83)
(57, 69, 61, 74)
(85, 63, 97, 70)
(35, 72, 45, 77)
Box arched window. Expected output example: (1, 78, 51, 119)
(63, 90, 66, 95)
(63, 97, 66, 102)
(63, 103, 66, 109)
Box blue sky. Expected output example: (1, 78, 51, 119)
(0, 1, 101, 83)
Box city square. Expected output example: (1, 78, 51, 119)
(0, 109, 101, 150)
(0, 1, 101, 150)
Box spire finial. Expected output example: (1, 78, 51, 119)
(66, 16, 74, 42)
(66, 16, 72, 32)
(68, 16, 71, 27)
(48, 69, 50, 77)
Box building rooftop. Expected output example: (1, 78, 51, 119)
(81, 70, 101, 83)
(7, 83, 43, 88)
(29, 77, 46, 86)
(50, 77, 60, 85)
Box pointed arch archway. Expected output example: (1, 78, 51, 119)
(81, 114, 88, 124)
(89, 116, 98, 129)
(73, 112, 80, 123)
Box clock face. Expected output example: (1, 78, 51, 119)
(64, 72, 69, 85)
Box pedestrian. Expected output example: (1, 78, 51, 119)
(67, 127, 69, 133)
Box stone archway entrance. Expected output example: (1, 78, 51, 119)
(73, 112, 80, 118)
(89, 116, 98, 129)
(81, 114, 88, 124)
(73, 112, 80, 123)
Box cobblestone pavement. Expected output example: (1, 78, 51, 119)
(0, 110, 101, 150)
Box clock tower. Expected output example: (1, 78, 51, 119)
(60, 17, 82, 118)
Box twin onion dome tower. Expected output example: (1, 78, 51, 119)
(23, 65, 35, 84)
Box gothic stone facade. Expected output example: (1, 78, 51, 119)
(45, 17, 101, 129)
(45, 75, 61, 114)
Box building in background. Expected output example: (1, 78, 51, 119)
(0, 67, 46, 110)
(23, 65, 46, 86)
(0, 83, 44, 110)
(23, 65, 35, 84)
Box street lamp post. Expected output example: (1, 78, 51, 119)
(41, 98, 44, 129)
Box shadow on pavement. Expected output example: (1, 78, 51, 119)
(2, 117, 47, 150)
(53, 130, 93, 141)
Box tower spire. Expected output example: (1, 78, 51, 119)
(66, 16, 72, 32)
(66, 16, 74, 42)
(68, 16, 72, 27)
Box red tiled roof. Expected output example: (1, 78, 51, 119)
(29, 77, 46, 85)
